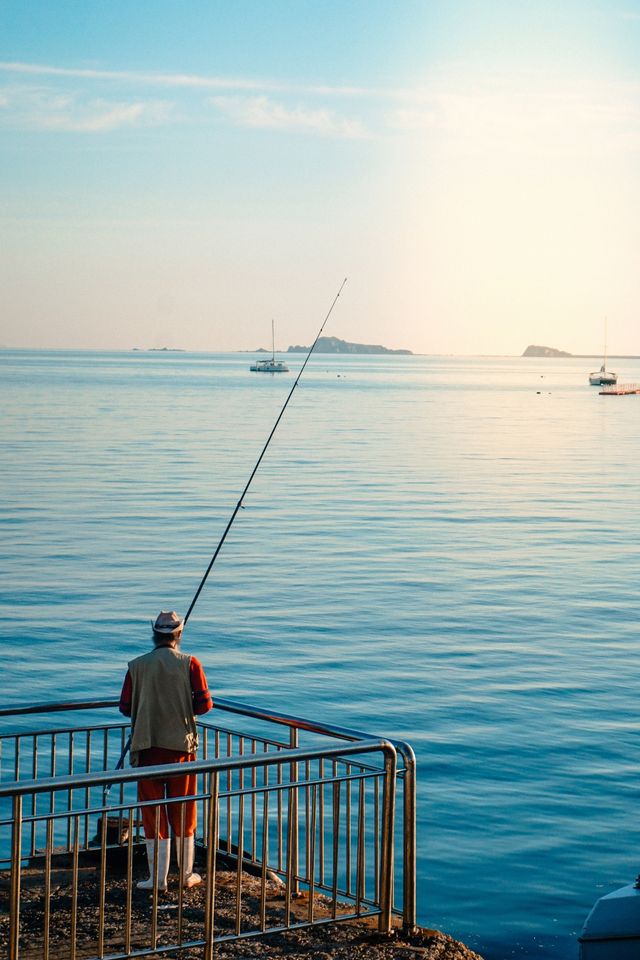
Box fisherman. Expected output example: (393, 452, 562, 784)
(119, 610, 213, 891)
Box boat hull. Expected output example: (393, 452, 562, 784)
(250, 362, 289, 372)
(579, 883, 640, 959)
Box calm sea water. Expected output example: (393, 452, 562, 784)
(2, 348, 640, 959)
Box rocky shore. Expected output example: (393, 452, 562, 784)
(1, 861, 483, 960)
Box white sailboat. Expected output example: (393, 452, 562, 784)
(589, 320, 617, 386)
(250, 320, 290, 373)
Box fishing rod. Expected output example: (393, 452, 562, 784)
(184, 276, 348, 625)
(105, 278, 348, 795)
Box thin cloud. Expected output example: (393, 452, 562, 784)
(0, 60, 384, 99)
(211, 95, 369, 139)
(41, 100, 171, 132)
(4, 59, 640, 155)
(0, 61, 299, 96)
(0, 86, 172, 132)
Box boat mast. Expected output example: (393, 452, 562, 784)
(604, 317, 607, 369)
(272, 319, 275, 362)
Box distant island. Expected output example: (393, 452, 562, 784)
(523, 344, 640, 359)
(523, 344, 572, 358)
(148, 347, 185, 352)
(287, 336, 412, 355)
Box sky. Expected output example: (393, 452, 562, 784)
(2, 0, 640, 355)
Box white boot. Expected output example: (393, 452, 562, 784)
(175, 835, 202, 888)
(137, 838, 170, 891)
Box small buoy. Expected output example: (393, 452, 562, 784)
(536, 391, 541, 394)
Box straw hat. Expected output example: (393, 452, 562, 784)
(153, 610, 184, 634)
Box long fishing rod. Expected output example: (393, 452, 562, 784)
(105, 278, 347, 794)
(184, 276, 348, 624)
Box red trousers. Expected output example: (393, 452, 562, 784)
(137, 747, 197, 839)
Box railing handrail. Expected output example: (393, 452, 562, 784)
(0, 695, 374, 740)
(0, 699, 117, 718)
(0, 738, 395, 800)
(0, 694, 414, 757)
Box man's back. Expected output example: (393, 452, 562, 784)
(128, 646, 197, 761)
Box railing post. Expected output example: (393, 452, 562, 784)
(378, 743, 397, 934)
(204, 770, 219, 960)
(10, 793, 22, 960)
(289, 727, 299, 895)
(399, 744, 417, 933)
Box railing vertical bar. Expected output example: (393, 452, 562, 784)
(84, 730, 92, 850)
(44, 816, 53, 960)
(285, 785, 295, 928)
(66, 732, 75, 850)
(204, 770, 219, 960)
(226, 733, 232, 854)
(118, 727, 126, 807)
(289, 727, 299, 896)
(98, 806, 107, 957)
(260, 787, 269, 932)
(331, 776, 340, 920)
(401, 750, 418, 933)
(356, 776, 365, 914)
(102, 729, 108, 782)
(345, 762, 352, 895)
(9, 793, 22, 960)
(202, 726, 209, 846)
(262, 743, 270, 894)
(305, 759, 311, 884)
(251, 738, 257, 862)
(30, 735, 38, 857)
(277, 755, 283, 872)
(378, 746, 397, 934)
(235, 793, 245, 936)
(374, 773, 380, 904)
(308, 782, 318, 924)
(177, 803, 185, 944)
(13, 735, 20, 781)
(319, 757, 325, 886)
(150, 809, 160, 950)
(125, 808, 134, 956)
(50, 734, 56, 827)
(70, 814, 79, 960)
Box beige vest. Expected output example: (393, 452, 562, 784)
(128, 646, 199, 766)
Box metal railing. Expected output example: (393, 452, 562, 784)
(0, 698, 416, 959)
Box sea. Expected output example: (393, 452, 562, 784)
(2, 347, 640, 960)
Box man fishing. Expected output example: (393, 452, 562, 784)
(119, 610, 212, 891)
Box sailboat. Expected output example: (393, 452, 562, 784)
(589, 320, 617, 386)
(250, 320, 290, 373)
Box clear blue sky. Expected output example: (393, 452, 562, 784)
(2, 1, 640, 353)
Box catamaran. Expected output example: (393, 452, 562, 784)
(250, 320, 290, 373)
